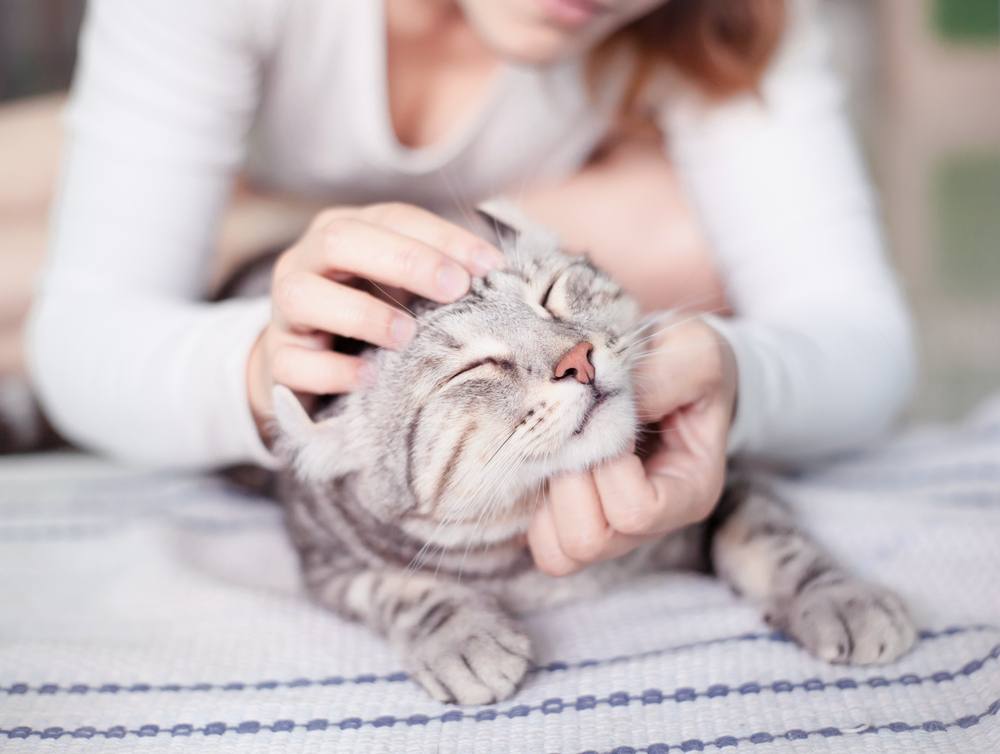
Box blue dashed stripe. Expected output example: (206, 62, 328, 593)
(2, 645, 998, 740)
(592, 696, 1000, 753)
(1, 631, 780, 696)
(2, 625, 992, 697)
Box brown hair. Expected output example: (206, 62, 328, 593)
(594, 0, 787, 111)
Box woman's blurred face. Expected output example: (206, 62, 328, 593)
(457, 0, 668, 64)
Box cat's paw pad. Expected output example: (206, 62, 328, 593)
(775, 578, 916, 665)
(404, 603, 532, 705)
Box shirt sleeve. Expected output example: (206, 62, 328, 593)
(659, 0, 916, 462)
(27, 0, 279, 468)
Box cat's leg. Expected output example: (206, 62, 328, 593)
(710, 485, 917, 665)
(307, 566, 532, 705)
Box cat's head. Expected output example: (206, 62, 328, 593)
(274, 205, 642, 543)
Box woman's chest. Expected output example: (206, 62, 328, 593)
(245, 3, 615, 210)
(249, 82, 610, 210)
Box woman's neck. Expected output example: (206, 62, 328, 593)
(383, 0, 504, 150)
(386, 0, 466, 39)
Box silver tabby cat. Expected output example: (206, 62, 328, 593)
(272, 206, 916, 705)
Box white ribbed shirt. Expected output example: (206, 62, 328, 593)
(28, 0, 915, 469)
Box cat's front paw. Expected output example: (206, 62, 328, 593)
(770, 578, 917, 665)
(402, 600, 532, 705)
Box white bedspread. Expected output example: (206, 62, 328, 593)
(2, 397, 999, 753)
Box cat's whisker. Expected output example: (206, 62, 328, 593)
(618, 310, 678, 339)
(635, 424, 684, 436)
(454, 481, 538, 574)
(457, 450, 530, 581)
(506, 226, 524, 268)
(645, 286, 731, 320)
(629, 343, 715, 378)
(619, 306, 732, 356)
(438, 165, 479, 233)
(495, 218, 520, 266)
(365, 279, 458, 341)
(619, 302, 729, 346)
(482, 425, 520, 470)
(421, 422, 528, 568)
(627, 338, 734, 370)
(406, 431, 518, 576)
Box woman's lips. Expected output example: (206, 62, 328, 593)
(540, 0, 609, 27)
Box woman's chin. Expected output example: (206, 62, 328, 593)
(469, 16, 583, 66)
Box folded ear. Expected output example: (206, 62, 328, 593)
(272, 384, 316, 443)
(476, 198, 560, 261)
(271, 385, 357, 482)
(475, 199, 520, 254)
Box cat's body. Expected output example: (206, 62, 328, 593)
(272, 206, 916, 705)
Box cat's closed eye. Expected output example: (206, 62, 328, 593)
(538, 262, 599, 319)
(447, 357, 516, 383)
(539, 276, 558, 310)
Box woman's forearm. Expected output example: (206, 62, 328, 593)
(660, 6, 916, 460)
(29, 288, 275, 467)
(0, 93, 316, 381)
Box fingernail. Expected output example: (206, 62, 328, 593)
(390, 315, 417, 348)
(436, 263, 470, 300)
(470, 246, 505, 276)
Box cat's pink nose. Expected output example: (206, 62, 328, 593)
(553, 341, 595, 385)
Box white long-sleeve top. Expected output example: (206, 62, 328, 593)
(28, 0, 915, 469)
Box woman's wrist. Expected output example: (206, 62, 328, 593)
(696, 314, 751, 451)
(246, 328, 272, 442)
(636, 315, 737, 428)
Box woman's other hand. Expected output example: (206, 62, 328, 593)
(247, 203, 504, 436)
(528, 317, 737, 575)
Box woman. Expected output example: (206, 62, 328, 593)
(26, 0, 914, 575)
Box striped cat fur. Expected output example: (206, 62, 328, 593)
(272, 205, 916, 705)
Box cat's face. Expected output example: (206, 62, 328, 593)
(275, 221, 641, 543)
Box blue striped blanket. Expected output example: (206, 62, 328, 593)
(2, 396, 999, 753)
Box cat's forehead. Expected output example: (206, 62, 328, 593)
(403, 223, 634, 362)
(506, 253, 566, 282)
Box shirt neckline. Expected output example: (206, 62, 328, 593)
(362, 0, 518, 174)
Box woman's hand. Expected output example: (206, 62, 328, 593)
(247, 203, 504, 435)
(528, 317, 738, 576)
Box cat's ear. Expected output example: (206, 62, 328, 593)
(272, 384, 316, 443)
(475, 200, 521, 254)
(476, 198, 560, 260)
(271, 385, 358, 481)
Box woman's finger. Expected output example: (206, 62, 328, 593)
(594, 454, 684, 535)
(359, 202, 505, 275)
(270, 345, 369, 395)
(548, 471, 614, 564)
(597, 432, 724, 536)
(305, 217, 474, 303)
(527, 502, 584, 577)
(273, 271, 416, 349)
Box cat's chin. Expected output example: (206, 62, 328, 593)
(549, 396, 637, 474)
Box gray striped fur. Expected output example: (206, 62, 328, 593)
(272, 210, 915, 704)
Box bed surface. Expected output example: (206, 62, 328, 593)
(2, 398, 999, 753)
